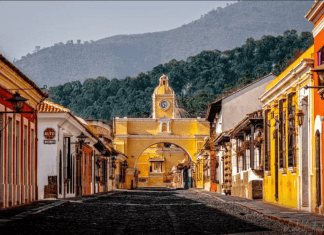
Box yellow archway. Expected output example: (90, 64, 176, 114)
(113, 75, 210, 189)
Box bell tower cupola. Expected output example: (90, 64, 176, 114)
(152, 75, 176, 119)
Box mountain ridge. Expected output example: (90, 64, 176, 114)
(14, 1, 314, 87)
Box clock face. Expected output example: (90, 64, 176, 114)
(159, 100, 170, 110)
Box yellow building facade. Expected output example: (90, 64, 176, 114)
(259, 46, 314, 210)
(113, 75, 210, 189)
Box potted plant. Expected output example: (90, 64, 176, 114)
(236, 147, 243, 156)
(254, 136, 262, 147)
(243, 140, 250, 149)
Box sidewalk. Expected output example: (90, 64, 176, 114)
(190, 188, 324, 235)
(0, 191, 117, 226)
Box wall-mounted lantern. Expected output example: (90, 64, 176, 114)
(76, 132, 88, 148)
(296, 110, 305, 127)
(0, 92, 33, 114)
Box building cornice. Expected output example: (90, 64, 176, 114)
(115, 117, 207, 122)
(259, 58, 314, 104)
(115, 134, 209, 139)
(313, 15, 324, 38)
(305, 1, 324, 23)
(0, 65, 46, 109)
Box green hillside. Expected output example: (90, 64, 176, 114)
(48, 30, 313, 120)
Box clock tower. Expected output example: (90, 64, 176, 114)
(152, 75, 176, 119)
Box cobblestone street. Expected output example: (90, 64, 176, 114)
(0, 188, 313, 235)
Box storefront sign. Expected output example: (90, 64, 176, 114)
(44, 128, 56, 140)
(44, 140, 56, 144)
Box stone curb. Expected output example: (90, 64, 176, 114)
(235, 202, 324, 235)
(189, 189, 324, 235)
(189, 188, 226, 203)
(32, 201, 69, 214)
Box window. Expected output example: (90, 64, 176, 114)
(264, 110, 271, 172)
(279, 100, 283, 169)
(23, 125, 27, 184)
(63, 137, 71, 180)
(8, 117, 12, 184)
(16, 121, 20, 185)
(59, 150, 62, 195)
(245, 134, 250, 170)
(287, 93, 296, 169)
(317, 47, 324, 86)
(162, 123, 167, 132)
(282, 110, 286, 168)
(238, 156, 243, 173)
(318, 47, 324, 66)
(152, 162, 161, 172)
(253, 131, 261, 168)
(31, 129, 35, 186)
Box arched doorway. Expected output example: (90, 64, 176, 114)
(135, 142, 193, 188)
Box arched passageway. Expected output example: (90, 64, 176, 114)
(136, 142, 194, 188)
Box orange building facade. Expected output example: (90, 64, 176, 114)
(306, 1, 324, 213)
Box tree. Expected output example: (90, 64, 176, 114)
(33, 46, 41, 53)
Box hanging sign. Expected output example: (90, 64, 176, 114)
(44, 128, 56, 140)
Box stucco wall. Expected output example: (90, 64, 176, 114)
(222, 75, 276, 131)
(115, 118, 209, 136)
(37, 122, 59, 200)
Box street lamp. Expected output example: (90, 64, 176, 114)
(7, 92, 27, 112)
(76, 132, 88, 148)
(0, 92, 33, 114)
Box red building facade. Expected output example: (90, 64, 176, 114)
(0, 54, 47, 208)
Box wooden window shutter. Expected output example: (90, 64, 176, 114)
(279, 100, 283, 168)
(288, 93, 293, 167)
(264, 110, 268, 171)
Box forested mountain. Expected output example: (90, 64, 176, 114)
(48, 30, 313, 120)
(14, 1, 313, 87)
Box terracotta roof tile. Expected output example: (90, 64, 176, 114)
(38, 100, 70, 113)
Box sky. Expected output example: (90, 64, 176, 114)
(0, 1, 233, 62)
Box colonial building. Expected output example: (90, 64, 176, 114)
(85, 119, 119, 193)
(206, 74, 276, 194)
(0, 54, 48, 208)
(305, 0, 324, 214)
(230, 110, 264, 199)
(113, 75, 209, 189)
(259, 46, 314, 210)
(37, 100, 112, 199)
